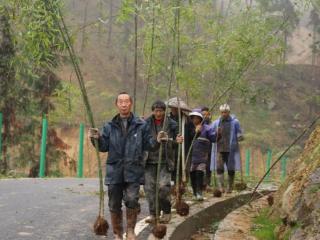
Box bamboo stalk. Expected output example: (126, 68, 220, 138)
(181, 115, 186, 182)
(48, 1, 105, 218)
(155, 0, 179, 225)
(142, 0, 156, 117)
(249, 114, 320, 202)
(173, 0, 183, 202)
(133, 0, 138, 113)
(175, 96, 182, 202)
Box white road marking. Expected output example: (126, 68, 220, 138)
(18, 232, 33, 236)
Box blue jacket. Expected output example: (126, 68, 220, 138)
(210, 115, 243, 171)
(93, 114, 156, 185)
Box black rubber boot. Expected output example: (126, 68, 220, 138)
(190, 171, 197, 196)
(227, 174, 235, 193)
(195, 171, 204, 201)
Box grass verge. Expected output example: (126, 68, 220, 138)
(251, 207, 281, 240)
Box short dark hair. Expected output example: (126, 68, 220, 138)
(151, 100, 166, 111)
(201, 106, 209, 112)
(115, 92, 133, 103)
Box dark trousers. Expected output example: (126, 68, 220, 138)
(216, 152, 235, 176)
(144, 164, 171, 215)
(108, 182, 140, 213)
(205, 150, 212, 186)
(190, 170, 204, 196)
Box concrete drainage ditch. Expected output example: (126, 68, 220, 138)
(137, 186, 277, 240)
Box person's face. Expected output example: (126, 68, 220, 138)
(116, 94, 132, 116)
(202, 110, 210, 120)
(171, 107, 178, 116)
(191, 116, 202, 125)
(153, 108, 165, 120)
(220, 111, 230, 119)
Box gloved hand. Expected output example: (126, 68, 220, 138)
(88, 128, 100, 139)
(157, 131, 169, 143)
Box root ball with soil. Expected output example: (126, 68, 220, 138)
(93, 216, 109, 236)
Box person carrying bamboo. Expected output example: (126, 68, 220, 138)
(167, 97, 193, 186)
(144, 100, 184, 224)
(201, 106, 213, 188)
(189, 109, 217, 201)
(210, 104, 244, 194)
(88, 92, 162, 240)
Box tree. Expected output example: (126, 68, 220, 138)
(0, 0, 66, 174)
(256, 0, 300, 64)
(81, 0, 89, 52)
(107, 0, 114, 47)
(309, 9, 320, 68)
(0, 7, 16, 174)
(134, 0, 286, 106)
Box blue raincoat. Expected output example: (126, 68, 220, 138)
(93, 114, 157, 185)
(210, 115, 243, 171)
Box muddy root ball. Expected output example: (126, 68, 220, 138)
(93, 216, 109, 236)
(179, 185, 186, 195)
(235, 182, 247, 191)
(152, 224, 167, 239)
(213, 188, 222, 198)
(267, 195, 274, 206)
(170, 186, 176, 196)
(176, 201, 190, 216)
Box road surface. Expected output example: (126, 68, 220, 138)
(0, 178, 148, 240)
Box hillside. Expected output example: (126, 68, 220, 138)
(271, 125, 320, 239)
(57, 1, 320, 147)
(51, 0, 320, 172)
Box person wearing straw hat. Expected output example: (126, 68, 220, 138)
(210, 104, 244, 194)
(88, 92, 164, 240)
(167, 97, 193, 186)
(189, 109, 217, 201)
(143, 100, 184, 224)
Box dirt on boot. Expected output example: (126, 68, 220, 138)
(110, 211, 123, 239)
(126, 208, 138, 240)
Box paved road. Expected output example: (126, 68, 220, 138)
(0, 178, 149, 240)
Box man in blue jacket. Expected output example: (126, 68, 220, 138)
(88, 92, 161, 240)
(210, 104, 244, 193)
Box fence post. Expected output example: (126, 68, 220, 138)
(266, 149, 272, 181)
(77, 123, 85, 178)
(245, 149, 250, 177)
(281, 156, 287, 181)
(39, 118, 48, 178)
(0, 113, 2, 163)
